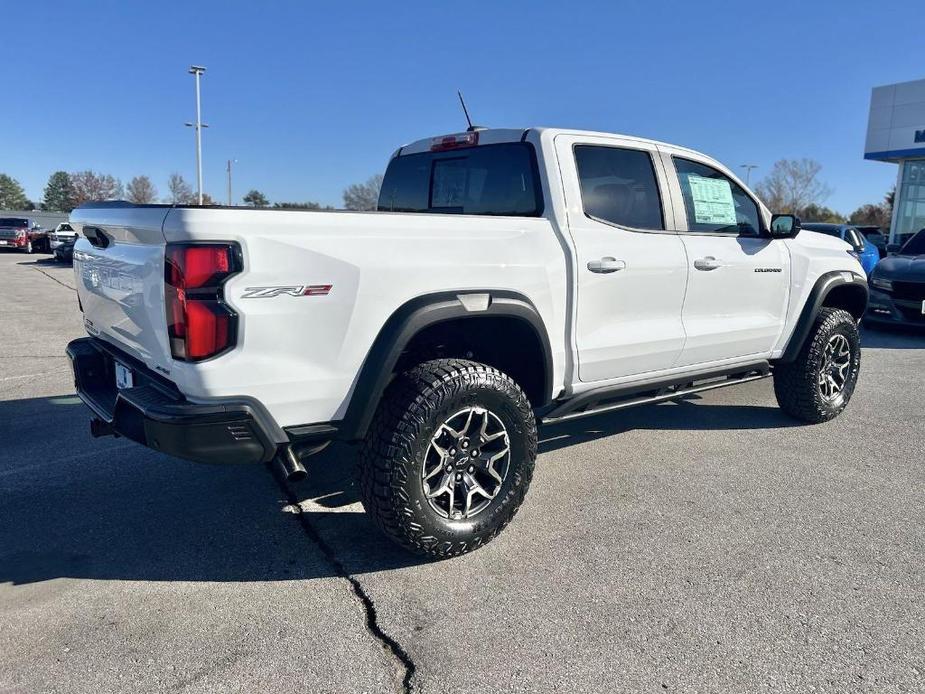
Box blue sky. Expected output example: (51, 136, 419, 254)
(4, 0, 924, 212)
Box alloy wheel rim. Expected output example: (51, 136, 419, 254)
(422, 406, 511, 520)
(818, 334, 852, 401)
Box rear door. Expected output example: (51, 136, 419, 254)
(555, 134, 688, 382)
(660, 150, 790, 366)
(71, 206, 172, 371)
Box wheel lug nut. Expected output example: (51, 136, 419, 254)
(445, 465, 452, 472)
(449, 448, 456, 455)
(468, 466, 474, 473)
(456, 473, 463, 480)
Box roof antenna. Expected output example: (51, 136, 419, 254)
(457, 90, 482, 132)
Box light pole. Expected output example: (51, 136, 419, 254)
(739, 164, 758, 187)
(226, 159, 237, 206)
(185, 65, 208, 205)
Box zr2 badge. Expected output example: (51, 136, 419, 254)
(241, 285, 332, 299)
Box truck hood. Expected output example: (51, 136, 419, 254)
(872, 255, 925, 282)
(796, 229, 851, 251)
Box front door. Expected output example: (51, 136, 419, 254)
(556, 135, 689, 382)
(665, 153, 790, 366)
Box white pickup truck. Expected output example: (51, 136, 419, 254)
(67, 127, 868, 558)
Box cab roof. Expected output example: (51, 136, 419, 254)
(396, 127, 704, 158)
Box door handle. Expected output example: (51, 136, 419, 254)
(587, 257, 626, 274)
(693, 256, 722, 271)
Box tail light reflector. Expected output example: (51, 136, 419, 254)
(165, 243, 240, 361)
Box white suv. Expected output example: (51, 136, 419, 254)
(48, 222, 78, 249)
(66, 127, 868, 557)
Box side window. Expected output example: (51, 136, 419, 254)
(574, 145, 664, 230)
(674, 157, 761, 236)
(846, 229, 863, 248)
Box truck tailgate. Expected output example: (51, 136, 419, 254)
(70, 206, 172, 372)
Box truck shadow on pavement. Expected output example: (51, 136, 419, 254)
(0, 395, 420, 586)
(0, 391, 803, 586)
(537, 397, 799, 454)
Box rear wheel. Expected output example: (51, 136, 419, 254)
(358, 358, 537, 558)
(773, 308, 860, 423)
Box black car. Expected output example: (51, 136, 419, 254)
(866, 229, 925, 328)
(53, 237, 77, 264)
(857, 226, 888, 259)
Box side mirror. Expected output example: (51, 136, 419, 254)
(770, 214, 801, 239)
(886, 243, 902, 255)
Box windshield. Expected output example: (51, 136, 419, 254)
(0, 218, 28, 227)
(58, 224, 73, 231)
(900, 229, 925, 255)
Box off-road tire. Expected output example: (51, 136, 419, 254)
(359, 358, 537, 559)
(773, 307, 861, 423)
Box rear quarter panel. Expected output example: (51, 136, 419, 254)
(162, 208, 568, 428)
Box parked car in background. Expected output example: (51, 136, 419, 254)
(0, 217, 49, 253)
(866, 228, 925, 328)
(802, 223, 880, 274)
(48, 223, 78, 250)
(857, 226, 888, 259)
(53, 236, 78, 264)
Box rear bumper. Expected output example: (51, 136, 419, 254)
(66, 337, 278, 464)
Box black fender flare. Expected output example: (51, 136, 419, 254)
(778, 271, 869, 363)
(337, 290, 554, 441)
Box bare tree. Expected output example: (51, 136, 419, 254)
(343, 174, 383, 211)
(754, 159, 832, 216)
(70, 170, 123, 206)
(126, 175, 158, 204)
(167, 173, 195, 204)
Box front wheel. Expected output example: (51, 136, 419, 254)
(358, 359, 537, 559)
(773, 307, 861, 423)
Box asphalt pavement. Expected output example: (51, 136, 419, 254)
(1, 250, 923, 693)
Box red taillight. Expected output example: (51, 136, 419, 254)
(165, 243, 239, 361)
(430, 131, 479, 151)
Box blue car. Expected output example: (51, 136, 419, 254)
(802, 223, 880, 275)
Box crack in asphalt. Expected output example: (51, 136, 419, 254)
(30, 264, 76, 292)
(271, 467, 417, 693)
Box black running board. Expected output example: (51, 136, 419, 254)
(541, 362, 771, 425)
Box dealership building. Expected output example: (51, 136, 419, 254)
(865, 77, 925, 246)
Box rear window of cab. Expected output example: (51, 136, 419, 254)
(377, 143, 543, 217)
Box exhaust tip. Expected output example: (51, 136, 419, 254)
(275, 447, 308, 483)
(286, 468, 308, 483)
